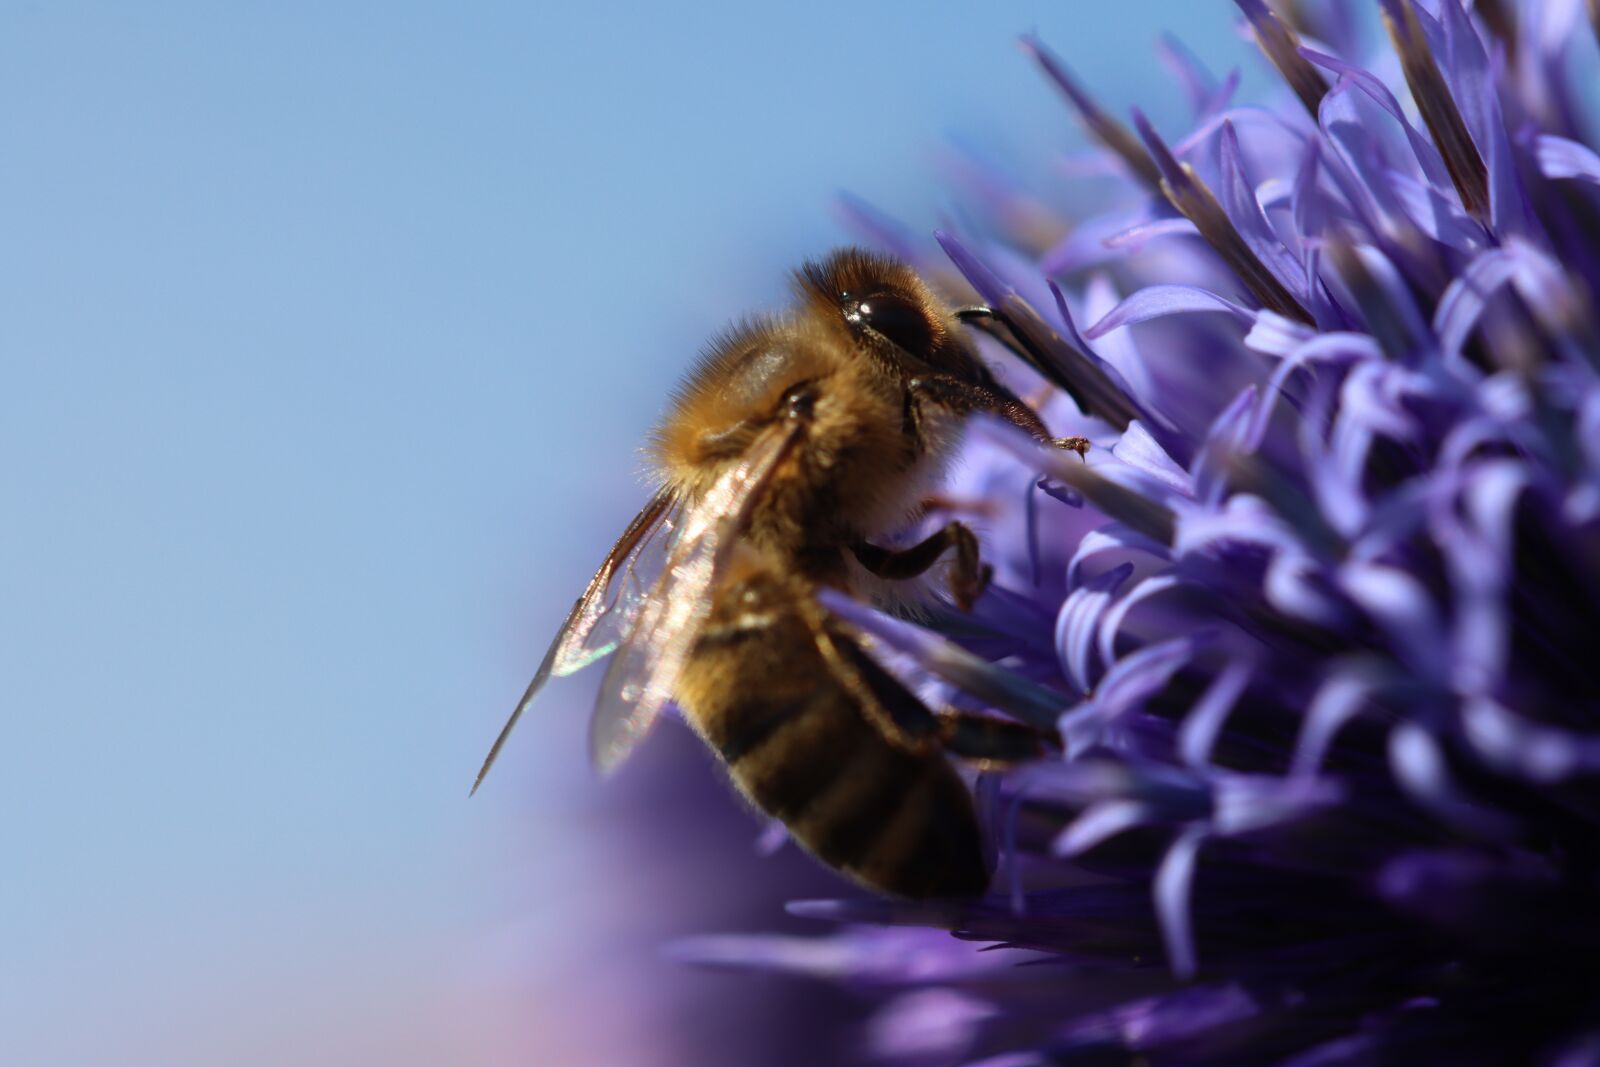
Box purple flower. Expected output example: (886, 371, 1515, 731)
(676, 3, 1600, 1063)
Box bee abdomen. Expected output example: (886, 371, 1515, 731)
(715, 690, 988, 899)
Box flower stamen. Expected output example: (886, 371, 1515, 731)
(1132, 110, 1314, 325)
(1234, 0, 1329, 118)
(1020, 35, 1162, 192)
(1380, 0, 1490, 224)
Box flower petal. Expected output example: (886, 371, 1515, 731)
(1177, 656, 1253, 769)
(1085, 284, 1256, 337)
(1056, 562, 1134, 692)
(1153, 827, 1207, 979)
(1536, 133, 1600, 183)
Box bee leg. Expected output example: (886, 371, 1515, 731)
(802, 598, 1056, 760)
(935, 710, 1060, 767)
(915, 492, 995, 520)
(907, 373, 1090, 458)
(796, 601, 943, 753)
(851, 522, 991, 611)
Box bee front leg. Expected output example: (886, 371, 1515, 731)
(851, 523, 991, 612)
(907, 373, 1089, 458)
(935, 710, 1060, 767)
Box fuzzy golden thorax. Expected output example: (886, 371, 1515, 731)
(650, 311, 929, 558)
(647, 247, 1025, 597)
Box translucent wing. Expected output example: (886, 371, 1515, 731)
(548, 494, 679, 676)
(589, 420, 804, 773)
(470, 489, 675, 795)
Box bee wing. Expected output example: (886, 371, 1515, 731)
(470, 489, 676, 795)
(588, 419, 804, 774)
(548, 492, 679, 676)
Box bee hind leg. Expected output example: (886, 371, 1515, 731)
(936, 710, 1060, 767)
(851, 523, 991, 612)
(801, 599, 1058, 767)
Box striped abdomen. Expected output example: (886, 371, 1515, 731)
(674, 564, 987, 899)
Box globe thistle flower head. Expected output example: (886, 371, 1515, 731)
(674, 2, 1600, 1063)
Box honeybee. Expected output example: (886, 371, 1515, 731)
(476, 249, 1079, 897)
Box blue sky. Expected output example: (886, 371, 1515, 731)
(0, 4, 1256, 1063)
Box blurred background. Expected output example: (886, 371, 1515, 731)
(1, 3, 1262, 1064)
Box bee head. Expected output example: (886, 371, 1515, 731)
(794, 247, 999, 390)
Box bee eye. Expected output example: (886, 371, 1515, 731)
(780, 382, 816, 421)
(843, 291, 934, 358)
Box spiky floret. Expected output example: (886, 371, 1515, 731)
(672, 3, 1600, 1064)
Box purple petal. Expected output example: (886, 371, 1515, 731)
(1384, 166, 1483, 246)
(1094, 573, 1186, 671)
(1156, 32, 1218, 118)
(963, 1056, 1045, 1067)
(1338, 562, 1449, 681)
(1111, 420, 1193, 497)
(1040, 204, 1162, 274)
(1243, 310, 1317, 356)
(1218, 120, 1308, 303)
(1263, 548, 1350, 627)
(1351, 242, 1436, 356)
(1089, 634, 1204, 719)
(1300, 46, 1454, 195)
(1153, 827, 1207, 979)
(1287, 136, 1341, 317)
(937, 228, 1010, 306)
(976, 418, 1179, 545)
(1293, 661, 1387, 775)
(867, 988, 996, 1061)
(1085, 285, 1256, 337)
(1433, 246, 1523, 360)
(1211, 773, 1342, 835)
(1339, 362, 1421, 442)
(1074, 276, 1162, 415)
(1176, 495, 1309, 577)
(1462, 696, 1600, 784)
(1389, 722, 1517, 838)
(1067, 522, 1173, 585)
(1178, 656, 1253, 769)
(670, 926, 1043, 983)
(1304, 395, 1374, 538)
(1191, 385, 1261, 505)
(1042, 277, 1095, 355)
(1061, 632, 1206, 755)
(1247, 332, 1381, 454)
(1537, 133, 1600, 183)
(1102, 215, 1202, 251)
(1169, 103, 1311, 163)
(1053, 797, 1156, 857)
(1046, 281, 1170, 441)
(1129, 108, 1189, 191)
(1061, 983, 1258, 1050)
(1437, 460, 1526, 694)
(1056, 562, 1134, 692)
